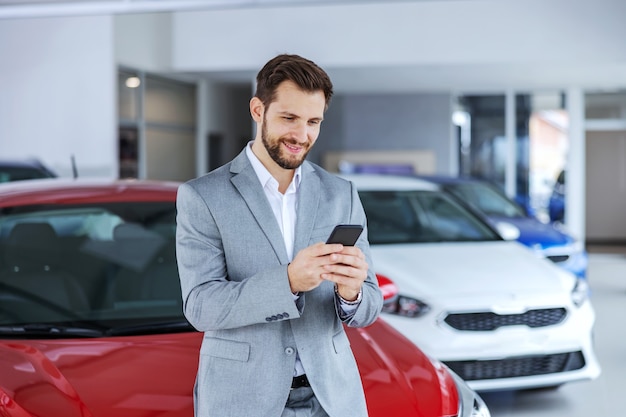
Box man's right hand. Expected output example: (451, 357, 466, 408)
(287, 242, 345, 293)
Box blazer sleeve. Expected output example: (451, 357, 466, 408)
(337, 181, 384, 328)
(175, 182, 302, 332)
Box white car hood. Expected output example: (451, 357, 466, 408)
(370, 240, 574, 299)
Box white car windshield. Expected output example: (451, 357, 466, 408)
(444, 182, 527, 218)
(359, 190, 501, 244)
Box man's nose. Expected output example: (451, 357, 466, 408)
(290, 122, 309, 142)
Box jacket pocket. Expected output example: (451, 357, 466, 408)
(200, 337, 250, 362)
(332, 330, 351, 354)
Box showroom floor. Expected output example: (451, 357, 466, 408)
(480, 245, 626, 417)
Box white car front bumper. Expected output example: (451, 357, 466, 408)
(381, 298, 601, 392)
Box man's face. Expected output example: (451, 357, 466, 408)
(259, 81, 326, 170)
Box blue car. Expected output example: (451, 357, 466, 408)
(415, 175, 588, 279)
(548, 170, 566, 223)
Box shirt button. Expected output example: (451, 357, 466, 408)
(285, 347, 295, 355)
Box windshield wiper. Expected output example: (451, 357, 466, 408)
(0, 323, 105, 338)
(0, 320, 196, 338)
(106, 319, 195, 336)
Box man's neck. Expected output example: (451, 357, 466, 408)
(251, 141, 295, 194)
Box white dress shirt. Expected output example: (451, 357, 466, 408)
(245, 143, 358, 376)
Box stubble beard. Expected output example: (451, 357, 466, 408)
(261, 121, 311, 170)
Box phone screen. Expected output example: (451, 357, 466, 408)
(326, 224, 363, 246)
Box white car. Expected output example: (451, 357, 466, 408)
(341, 173, 600, 392)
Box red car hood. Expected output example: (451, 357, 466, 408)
(0, 332, 199, 417)
(0, 320, 457, 417)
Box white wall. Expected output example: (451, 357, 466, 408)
(0, 15, 117, 178)
(342, 94, 452, 173)
(114, 12, 172, 72)
(305, 93, 453, 173)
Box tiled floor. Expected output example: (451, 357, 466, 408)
(479, 246, 626, 417)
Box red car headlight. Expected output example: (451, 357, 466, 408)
(382, 294, 430, 318)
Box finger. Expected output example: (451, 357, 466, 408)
(335, 245, 365, 259)
(328, 252, 367, 269)
(323, 262, 367, 281)
(321, 271, 364, 291)
(310, 242, 345, 256)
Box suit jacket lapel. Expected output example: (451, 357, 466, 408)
(294, 162, 321, 255)
(230, 150, 289, 264)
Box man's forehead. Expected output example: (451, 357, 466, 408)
(268, 82, 326, 116)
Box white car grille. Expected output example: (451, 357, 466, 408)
(444, 308, 567, 331)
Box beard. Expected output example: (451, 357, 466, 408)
(261, 120, 311, 170)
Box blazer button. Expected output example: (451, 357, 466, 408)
(283, 312, 289, 318)
(265, 317, 272, 322)
(284, 347, 295, 355)
(276, 313, 284, 320)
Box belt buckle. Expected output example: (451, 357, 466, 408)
(291, 374, 308, 390)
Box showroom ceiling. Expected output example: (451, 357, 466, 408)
(1, 0, 624, 94)
(0, 0, 424, 18)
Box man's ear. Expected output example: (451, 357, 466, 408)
(250, 97, 264, 122)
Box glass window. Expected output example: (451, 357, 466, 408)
(118, 69, 197, 181)
(118, 70, 141, 122)
(455, 92, 567, 222)
(517, 92, 567, 222)
(145, 76, 196, 125)
(146, 128, 196, 182)
(119, 127, 139, 179)
(0, 202, 184, 333)
(585, 91, 626, 120)
(455, 95, 506, 185)
(358, 190, 500, 244)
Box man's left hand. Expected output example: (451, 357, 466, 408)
(320, 245, 368, 301)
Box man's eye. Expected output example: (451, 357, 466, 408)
(309, 120, 321, 125)
(283, 116, 294, 121)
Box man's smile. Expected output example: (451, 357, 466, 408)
(282, 140, 305, 154)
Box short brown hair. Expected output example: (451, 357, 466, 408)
(255, 54, 334, 110)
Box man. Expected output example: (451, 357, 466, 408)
(176, 54, 383, 417)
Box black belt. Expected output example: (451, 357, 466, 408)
(291, 374, 310, 389)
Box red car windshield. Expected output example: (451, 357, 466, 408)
(0, 201, 188, 337)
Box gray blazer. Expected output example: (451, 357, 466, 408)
(176, 148, 383, 417)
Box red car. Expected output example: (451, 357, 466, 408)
(0, 179, 489, 417)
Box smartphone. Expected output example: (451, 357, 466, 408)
(326, 224, 364, 246)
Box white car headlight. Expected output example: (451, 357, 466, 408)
(570, 240, 585, 253)
(571, 277, 590, 307)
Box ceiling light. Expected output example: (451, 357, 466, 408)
(125, 76, 141, 88)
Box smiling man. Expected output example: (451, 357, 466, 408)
(175, 54, 383, 417)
